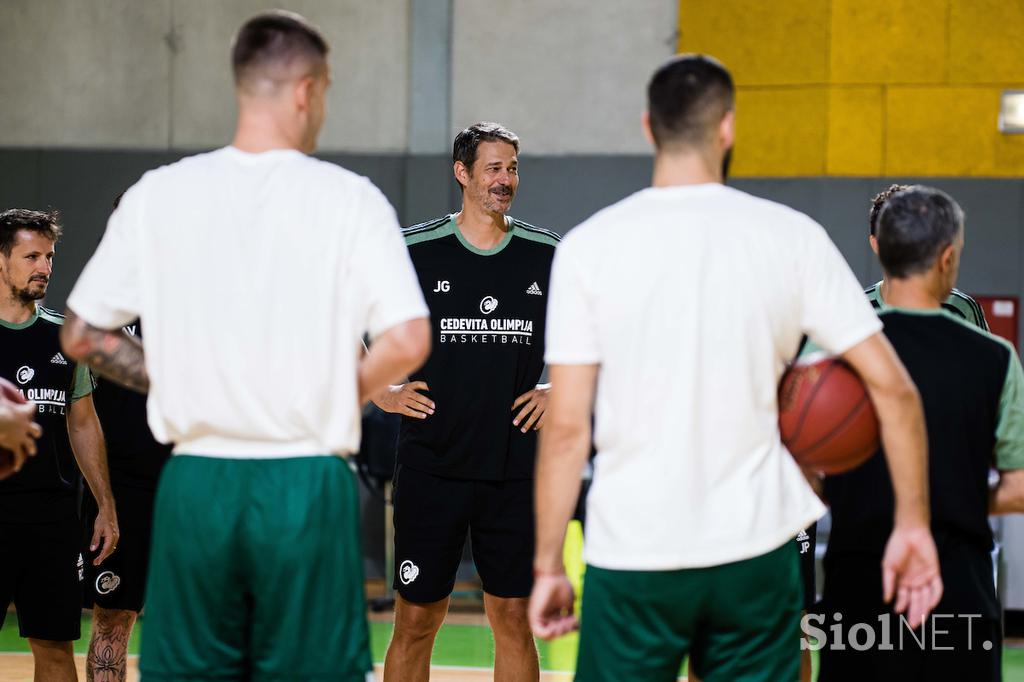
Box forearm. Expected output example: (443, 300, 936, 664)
(990, 471, 1024, 515)
(358, 319, 430, 404)
(68, 404, 114, 507)
(534, 420, 591, 574)
(61, 309, 148, 393)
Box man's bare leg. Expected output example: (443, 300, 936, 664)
(484, 593, 539, 682)
(87, 606, 138, 682)
(383, 594, 450, 682)
(28, 638, 77, 682)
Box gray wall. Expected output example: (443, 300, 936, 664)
(4, 148, 1020, 318)
(0, 0, 409, 152)
(0, 0, 679, 154)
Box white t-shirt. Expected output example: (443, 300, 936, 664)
(545, 183, 882, 570)
(68, 146, 428, 458)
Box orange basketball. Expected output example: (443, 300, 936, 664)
(778, 355, 880, 475)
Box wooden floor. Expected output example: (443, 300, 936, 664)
(0, 656, 586, 681)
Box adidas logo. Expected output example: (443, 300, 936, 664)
(50, 353, 68, 366)
(526, 282, 543, 296)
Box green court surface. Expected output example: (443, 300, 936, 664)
(3, 614, 1024, 680)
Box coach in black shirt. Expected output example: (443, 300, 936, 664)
(817, 187, 1024, 681)
(0, 209, 118, 682)
(376, 122, 558, 681)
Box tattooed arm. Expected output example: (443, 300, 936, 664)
(60, 309, 149, 393)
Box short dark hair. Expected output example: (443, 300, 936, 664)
(869, 183, 910, 237)
(647, 54, 734, 150)
(876, 186, 964, 279)
(0, 209, 61, 257)
(232, 10, 329, 87)
(452, 122, 520, 188)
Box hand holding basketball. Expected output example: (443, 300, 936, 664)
(0, 377, 41, 481)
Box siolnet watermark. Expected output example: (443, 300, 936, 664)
(801, 612, 994, 652)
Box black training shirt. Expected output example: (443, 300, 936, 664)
(0, 306, 94, 524)
(396, 215, 559, 480)
(825, 309, 1024, 617)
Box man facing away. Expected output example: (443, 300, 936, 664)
(865, 183, 988, 328)
(818, 186, 1024, 681)
(0, 209, 118, 682)
(61, 11, 430, 681)
(380, 122, 557, 682)
(529, 54, 943, 682)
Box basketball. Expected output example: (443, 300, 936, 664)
(778, 355, 880, 475)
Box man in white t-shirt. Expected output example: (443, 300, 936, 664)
(60, 11, 430, 681)
(528, 54, 943, 682)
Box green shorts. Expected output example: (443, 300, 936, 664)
(140, 455, 371, 682)
(575, 542, 801, 682)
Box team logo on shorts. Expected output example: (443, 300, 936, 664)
(399, 560, 420, 585)
(15, 366, 34, 385)
(96, 571, 121, 595)
(479, 296, 499, 315)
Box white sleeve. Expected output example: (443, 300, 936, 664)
(798, 218, 882, 354)
(65, 185, 143, 330)
(351, 183, 429, 339)
(544, 238, 601, 365)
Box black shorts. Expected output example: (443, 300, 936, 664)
(82, 487, 156, 613)
(0, 519, 83, 641)
(817, 613, 1001, 682)
(392, 465, 534, 603)
(796, 522, 817, 610)
(819, 552, 1001, 681)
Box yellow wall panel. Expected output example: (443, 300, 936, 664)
(830, 0, 947, 85)
(886, 87, 1024, 177)
(949, 0, 1024, 84)
(678, 0, 829, 85)
(732, 88, 828, 176)
(827, 87, 884, 175)
(676, 0, 1024, 176)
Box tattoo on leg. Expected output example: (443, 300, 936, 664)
(87, 609, 136, 682)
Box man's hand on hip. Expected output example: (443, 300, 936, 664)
(376, 381, 435, 419)
(513, 383, 551, 432)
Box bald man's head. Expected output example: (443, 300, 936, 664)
(232, 10, 328, 95)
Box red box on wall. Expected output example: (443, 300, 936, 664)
(973, 295, 1019, 350)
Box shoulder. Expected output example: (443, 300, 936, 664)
(510, 218, 560, 249)
(403, 215, 455, 247)
(946, 288, 988, 330)
(904, 309, 1014, 361)
(36, 306, 65, 327)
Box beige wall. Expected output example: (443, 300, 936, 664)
(451, 0, 678, 155)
